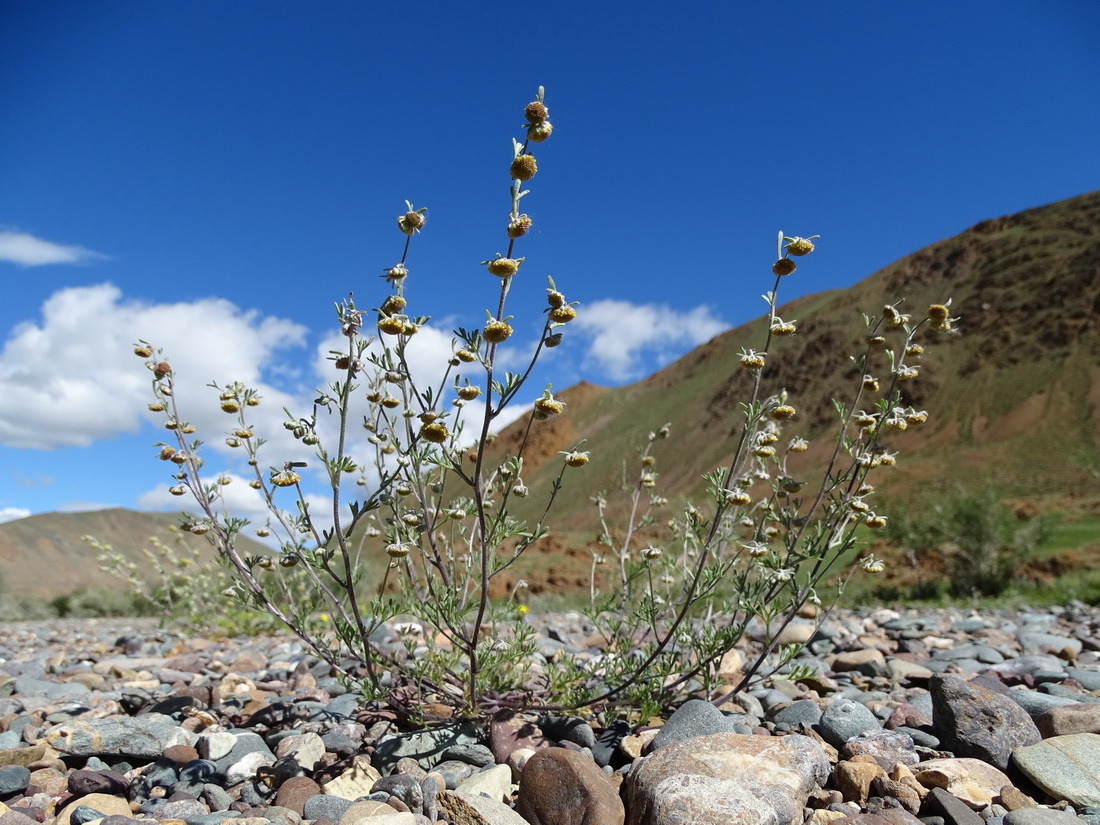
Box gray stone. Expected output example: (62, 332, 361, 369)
(651, 698, 745, 750)
(930, 674, 1041, 770)
(623, 733, 828, 825)
(1012, 733, 1100, 808)
(1011, 690, 1082, 718)
(45, 713, 195, 758)
(1004, 810, 1088, 825)
(927, 787, 985, 825)
(516, 747, 624, 825)
(374, 722, 483, 774)
(303, 795, 355, 822)
(0, 765, 30, 797)
(1019, 634, 1082, 658)
(771, 699, 823, 728)
(817, 700, 881, 749)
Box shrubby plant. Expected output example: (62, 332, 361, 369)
(132, 88, 958, 719)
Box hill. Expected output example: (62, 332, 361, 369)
(0, 508, 267, 605)
(485, 189, 1100, 592)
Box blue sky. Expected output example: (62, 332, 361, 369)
(0, 1, 1097, 526)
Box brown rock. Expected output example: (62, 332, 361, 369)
(275, 776, 321, 815)
(824, 809, 925, 825)
(1034, 703, 1100, 738)
(162, 746, 200, 766)
(996, 786, 1038, 811)
(831, 649, 887, 673)
(516, 748, 624, 825)
(870, 774, 922, 814)
(835, 757, 886, 805)
(488, 710, 546, 764)
(53, 792, 132, 825)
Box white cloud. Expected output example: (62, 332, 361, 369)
(0, 230, 106, 267)
(0, 507, 31, 523)
(570, 299, 728, 382)
(0, 283, 308, 449)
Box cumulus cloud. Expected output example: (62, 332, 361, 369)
(570, 299, 728, 382)
(0, 507, 31, 523)
(0, 283, 308, 449)
(0, 230, 106, 267)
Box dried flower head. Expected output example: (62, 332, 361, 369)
(772, 258, 796, 277)
(527, 121, 553, 143)
(397, 206, 426, 236)
(525, 100, 549, 124)
(510, 154, 538, 181)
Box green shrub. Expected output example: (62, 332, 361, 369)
(131, 88, 958, 719)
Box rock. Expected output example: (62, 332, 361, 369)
(0, 767, 30, 798)
(516, 748, 624, 825)
(438, 789, 530, 825)
(841, 729, 919, 770)
(1034, 704, 1100, 738)
(275, 732, 326, 771)
(54, 793, 133, 825)
(45, 714, 195, 758)
(650, 699, 745, 750)
(488, 711, 546, 765)
(455, 764, 512, 803)
(337, 800, 400, 825)
(997, 786, 1038, 811)
(1003, 809, 1086, 825)
(321, 756, 382, 801)
(835, 758, 886, 805)
(1011, 733, 1100, 809)
(929, 674, 1041, 770)
(926, 787, 985, 825)
(817, 701, 881, 749)
(913, 758, 1012, 809)
(623, 732, 828, 825)
(274, 776, 321, 815)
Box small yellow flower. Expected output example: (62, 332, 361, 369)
(547, 290, 566, 308)
(724, 490, 752, 506)
(508, 215, 533, 238)
(549, 305, 577, 323)
(895, 365, 920, 381)
(863, 375, 880, 392)
(148, 403, 166, 412)
(527, 121, 553, 143)
(788, 437, 809, 452)
(381, 395, 400, 409)
(457, 384, 482, 401)
(486, 257, 520, 278)
(563, 450, 590, 467)
(516, 604, 529, 616)
(270, 470, 301, 488)
(246, 396, 261, 407)
(928, 304, 950, 324)
(378, 316, 406, 335)
(641, 545, 663, 561)
(865, 514, 888, 529)
(134, 345, 153, 358)
(907, 344, 925, 356)
(483, 321, 513, 344)
(510, 154, 538, 181)
(770, 404, 796, 421)
(456, 348, 478, 363)
(740, 350, 766, 369)
(753, 445, 777, 458)
(381, 295, 407, 315)
(534, 394, 565, 418)
(420, 421, 449, 443)
(771, 319, 797, 336)
(906, 410, 929, 425)
(386, 542, 411, 559)
(159, 446, 176, 461)
(785, 236, 817, 256)
(865, 335, 887, 348)
(221, 400, 240, 414)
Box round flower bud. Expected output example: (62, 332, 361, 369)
(512, 483, 530, 498)
(863, 375, 880, 392)
(159, 446, 176, 461)
(421, 421, 449, 443)
(221, 400, 240, 413)
(486, 257, 520, 277)
(549, 305, 577, 323)
(134, 345, 153, 358)
(527, 121, 553, 143)
(510, 154, 538, 181)
(483, 321, 513, 344)
(786, 237, 816, 256)
(249, 480, 262, 489)
(544, 333, 564, 348)
(169, 485, 187, 496)
(280, 554, 300, 568)
(907, 344, 925, 356)
(154, 362, 172, 379)
(547, 290, 566, 308)
(928, 304, 950, 324)
(753, 445, 776, 458)
(381, 395, 400, 409)
(865, 335, 887, 348)
(378, 316, 406, 335)
(525, 100, 549, 124)
(507, 215, 532, 238)
(386, 263, 408, 281)
(457, 385, 482, 401)
(772, 258, 796, 277)
(148, 403, 166, 412)
(456, 348, 478, 363)
(164, 420, 180, 430)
